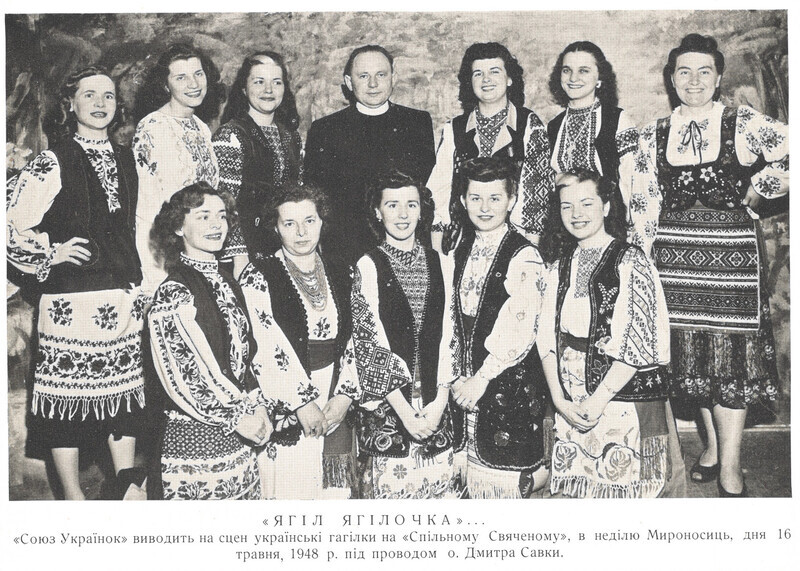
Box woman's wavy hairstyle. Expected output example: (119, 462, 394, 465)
(663, 33, 725, 109)
(457, 42, 525, 113)
(220, 51, 300, 130)
(150, 182, 238, 270)
(43, 65, 124, 145)
(365, 171, 435, 249)
(261, 182, 331, 253)
(133, 43, 225, 123)
(539, 170, 629, 264)
(548, 41, 619, 108)
(443, 156, 518, 254)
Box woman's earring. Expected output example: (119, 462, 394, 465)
(596, 81, 602, 89)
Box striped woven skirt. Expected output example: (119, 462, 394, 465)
(654, 206, 778, 408)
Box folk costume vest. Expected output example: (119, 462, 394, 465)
(357, 247, 454, 459)
(452, 228, 548, 471)
(451, 105, 531, 174)
(555, 240, 670, 401)
(39, 138, 141, 293)
(163, 261, 258, 408)
(547, 104, 623, 182)
(225, 116, 301, 259)
(655, 106, 758, 214)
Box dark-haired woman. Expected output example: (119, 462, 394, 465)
(239, 184, 360, 500)
(352, 173, 460, 499)
(636, 34, 787, 496)
(213, 51, 302, 278)
(133, 43, 223, 296)
(547, 42, 641, 247)
(449, 157, 550, 498)
(7, 66, 145, 500)
(148, 183, 269, 500)
(427, 42, 554, 250)
(538, 171, 679, 498)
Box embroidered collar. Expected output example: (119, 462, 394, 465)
(566, 98, 600, 116)
(380, 240, 421, 267)
(474, 223, 509, 247)
(73, 133, 111, 147)
(356, 101, 390, 116)
(467, 102, 518, 132)
(181, 253, 219, 274)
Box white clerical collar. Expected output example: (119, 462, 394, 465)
(355, 101, 390, 116)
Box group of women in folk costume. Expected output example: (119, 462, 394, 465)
(8, 30, 786, 500)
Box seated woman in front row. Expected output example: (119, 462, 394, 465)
(148, 183, 271, 500)
(239, 183, 361, 500)
(538, 170, 685, 498)
(352, 172, 460, 499)
(448, 157, 550, 499)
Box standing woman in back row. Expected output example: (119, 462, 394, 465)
(547, 41, 642, 247)
(427, 42, 554, 251)
(213, 51, 302, 278)
(133, 43, 224, 296)
(637, 34, 788, 496)
(7, 66, 145, 499)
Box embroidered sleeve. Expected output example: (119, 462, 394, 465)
(133, 115, 173, 296)
(629, 121, 662, 259)
(436, 254, 462, 386)
(6, 151, 62, 279)
(238, 263, 319, 412)
(477, 246, 545, 381)
(615, 111, 639, 223)
(426, 121, 456, 226)
(148, 280, 258, 434)
(536, 262, 559, 362)
(212, 126, 248, 260)
(511, 111, 556, 237)
(598, 247, 670, 368)
(735, 106, 789, 199)
(333, 337, 362, 400)
(351, 257, 413, 401)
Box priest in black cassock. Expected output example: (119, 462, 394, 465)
(304, 45, 436, 265)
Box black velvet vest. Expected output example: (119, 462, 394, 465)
(555, 240, 670, 401)
(253, 252, 351, 379)
(656, 106, 758, 214)
(224, 116, 301, 259)
(357, 246, 453, 459)
(38, 138, 141, 293)
(547, 104, 622, 182)
(452, 105, 531, 173)
(451, 228, 549, 471)
(161, 261, 259, 414)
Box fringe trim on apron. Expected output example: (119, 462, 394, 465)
(32, 385, 145, 421)
(322, 453, 355, 489)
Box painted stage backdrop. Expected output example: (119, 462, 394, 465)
(5, 11, 789, 494)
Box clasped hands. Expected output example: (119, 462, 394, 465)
(296, 395, 353, 439)
(555, 393, 609, 433)
(235, 405, 272, 446)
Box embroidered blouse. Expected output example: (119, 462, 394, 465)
(352, 242, 460, 403)
(239, 250, 361, 415)
(459, 224, 546, 381)
(538, 241, 671, 369)
(632, 102, 789, 255)
(133, 111, 219, 295)
(7, 135, 121, 278)
(148, 254, 263, 433)
(550, 100, 639, 218)
(212, 122, 287, 259)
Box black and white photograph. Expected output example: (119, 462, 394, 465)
(3, 3, 796, 569)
